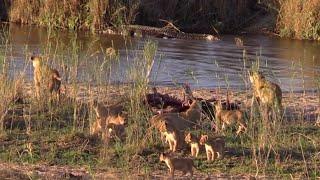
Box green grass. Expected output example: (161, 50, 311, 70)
(0, 129, 100, 166)
(0, 25, 319, 179)
(0, 87, 319, 178)
(1, 121, 318, 176)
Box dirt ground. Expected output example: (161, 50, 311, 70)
(0, 162, 266, 180)
(22, 83, 319, 122)
(2, 84, 319, 179)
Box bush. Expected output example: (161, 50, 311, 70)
(277, 0, 320, 40)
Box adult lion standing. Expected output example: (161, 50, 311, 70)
(30, 56, 61, 100)
(249, 70, 283, 121)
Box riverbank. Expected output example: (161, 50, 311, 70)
(1, 83, 319, 179)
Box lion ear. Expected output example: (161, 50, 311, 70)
(203, 135, 208, 140)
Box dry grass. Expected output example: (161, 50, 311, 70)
(0, 74, 24, 133)
(3, 0, 256, 32)
(277, 0, 320, 40)
(0, 21, 319, 178)
(3, 0, 320, 40)
(7, 0, 141, 30)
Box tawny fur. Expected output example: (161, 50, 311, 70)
(179, 100, 202, 123)
(159, 122, 180, 152)
(90, 118, 102, 136)
(93, 101, 124, 121)
(249, 71, 282, 115)
(215, 102, 247, 135)
(184, 132, 200, 157)
(150, 113, 195, 132)
(30, 56, 61, 99)
(91, 101, 125, 141)
(106, 123, 125, 141)
(162, 131, 178, 152)
(159, 153, 194, 178)
(149, 100, 201, 133)
(199, 135, 225, 161)
(183, 83, 216, 121)
(150, 115, 195, 152)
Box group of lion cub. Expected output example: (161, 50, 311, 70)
(149, 70, 282, 178)
(30, 55, 282, 179)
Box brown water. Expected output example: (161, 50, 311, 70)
(1, 24, 320, 92)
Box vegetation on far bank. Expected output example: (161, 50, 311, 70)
(276, 0, 320, 40)
(0, 0, 319, 40)
(0, 0, 255, 33)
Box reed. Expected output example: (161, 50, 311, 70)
(125, 40, 157, 149)
(6, 0, 141, 30)
(277, 0, 320, 40)
(0, 31, 24, 135)
(0, 24, 319, 178)
(2, 0, 256, 33)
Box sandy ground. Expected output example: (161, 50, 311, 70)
(22, 82, 319, 122)
(2, 84, 319, 179)
(0, 162, 265, 180)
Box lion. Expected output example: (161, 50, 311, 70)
(30, 56, 61, 99)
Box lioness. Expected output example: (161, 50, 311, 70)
(30, 56, 61, 99)
(249, 71, 282, 119)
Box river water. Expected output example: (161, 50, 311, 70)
(1, 24, 319, 92)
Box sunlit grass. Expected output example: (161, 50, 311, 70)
(0, 25, 319, 179)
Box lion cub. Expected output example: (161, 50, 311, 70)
(30, 56, 61, 99)
(91, 101, 125, 142)
(184, 132, 200, 157)
(249, 71, 282, 113)
(215, 101, 247, 135)
(90, 118, 102, 136)
(179, 100, 202, 123)
(199, 135, 225, 161)
(92, 101, 125, 126)
(107, 123, 125, 141)
(159, 153, 194, 178)
(159, 122, 179, 152)
(90, 117, 111, 143)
